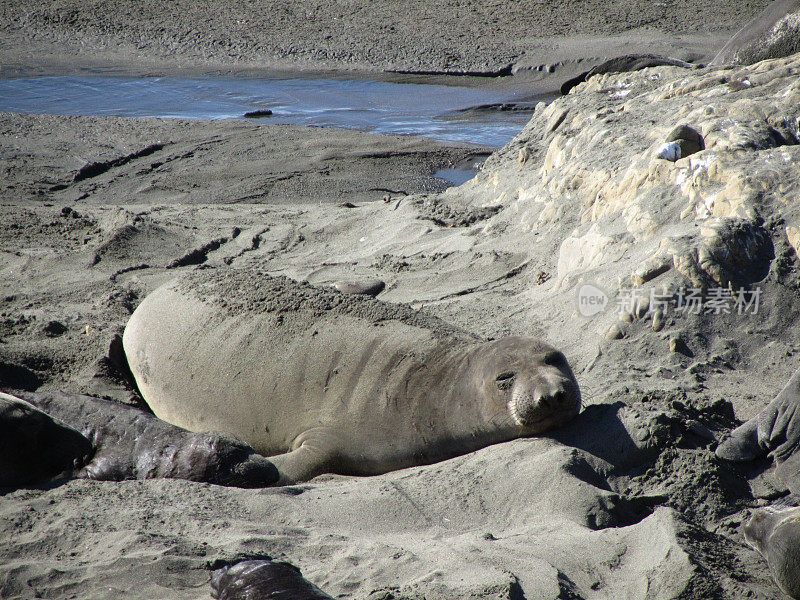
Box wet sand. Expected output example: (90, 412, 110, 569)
(0, 0, 774, 93)
(0, 112, 490, 206)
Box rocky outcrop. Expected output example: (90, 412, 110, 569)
(421, 51, 797, 358)
(464, 52, 799, 292)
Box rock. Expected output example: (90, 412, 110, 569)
(243, 109, 273, 118)
(652, 310, 665, 332)
(787, 225, 800, 256)
(655, 126, 705, 161)
(605, 323, 626, 339)
(331, 279, 386, 297)
(665, 125, 704, 159)
(60, 206, 81, 218)
(42, 320, 67, 337)
(631, 256, 672, 286)
(669, 336, 691, 355)
(655, 141, 682, 161)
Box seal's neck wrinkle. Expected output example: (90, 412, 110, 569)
(404, 342, 504, 441)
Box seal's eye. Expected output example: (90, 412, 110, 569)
(495, 371, 516, 391)
(543, 352, 565, 366)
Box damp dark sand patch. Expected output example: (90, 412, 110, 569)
(0, 112, 493, 205)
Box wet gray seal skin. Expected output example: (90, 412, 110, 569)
(211, 560, 333, 600)
(0, 392, 92, 487)
(123, 270, 582, 485)
(716, 368, 800, 469)
(717, 369, 800, 599)
(711, 0, 800, 66)
(744, 506, 800, 599)
(0, 391, 279, 488)
(560, 54, 694, 95)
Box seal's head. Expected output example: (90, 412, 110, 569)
(478, 337, 581, 433)
(745, 509, 770, 554)
(0, 393, 92, 487)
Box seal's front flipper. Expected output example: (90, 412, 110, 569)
(716, 418, 764, 461)
(776, 453, 800, 497)
(717, 368, 800, 463)
(769, 372, 800, 462)
(268, 427, 342, 485)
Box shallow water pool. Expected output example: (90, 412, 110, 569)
(0, 75, 533, 147)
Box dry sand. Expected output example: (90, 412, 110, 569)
(2, 1, 800, 599)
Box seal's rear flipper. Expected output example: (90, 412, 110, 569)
(717, 368, 800, 464)
(716, 418, 763, 461)
(267, 426, 349, 485)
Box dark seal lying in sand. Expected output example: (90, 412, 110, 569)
(212, 560, 333, 600)
(0, 391, 278, 488)
(560, 54, 694, 95)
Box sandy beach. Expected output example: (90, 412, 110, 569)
(2, 1, 800, 599)
(0, 0, 773, 90)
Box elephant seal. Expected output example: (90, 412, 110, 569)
(717, 369, 800, 597)
(716, 368, 800, 478)
(0, 391, 278, 488)
(0, 392, 92, 487)
(212, 560, 333, 600)
(744, 505, 800, 599)
(123, 269, 581, 485)
(560, 54, 693, 95)
(710, 0, 800, 66)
